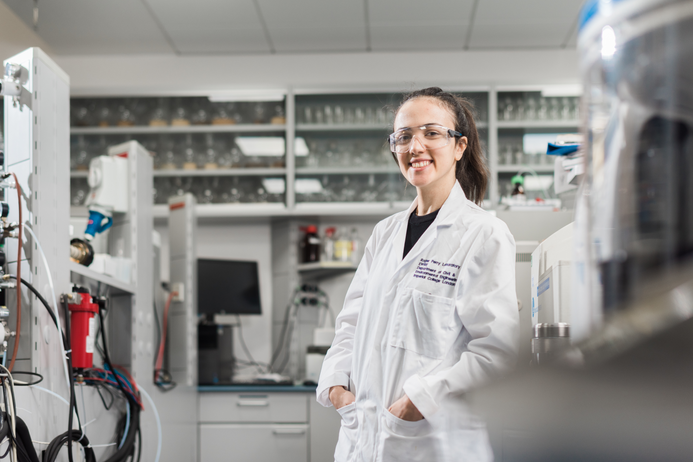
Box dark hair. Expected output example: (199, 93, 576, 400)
(392, 87, 488, 205)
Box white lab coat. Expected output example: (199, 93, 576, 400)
(317, 181, 519, 462)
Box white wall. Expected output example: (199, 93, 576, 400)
(56, 49, 580, 96)
(156, 220, 273, 370)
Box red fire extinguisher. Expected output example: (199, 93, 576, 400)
(68, 289, 99, 371)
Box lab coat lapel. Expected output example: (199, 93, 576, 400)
(391, 182, 468, 280)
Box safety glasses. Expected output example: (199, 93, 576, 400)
(387, 124, 463, 154)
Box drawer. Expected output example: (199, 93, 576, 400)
(200, 424, 308, 462)
(199, 392, 308, 423)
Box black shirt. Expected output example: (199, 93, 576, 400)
(403, 209, 439, 258)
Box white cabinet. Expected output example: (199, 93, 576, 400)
(199, 391, 312, 462)
(200, 423, 309, 462)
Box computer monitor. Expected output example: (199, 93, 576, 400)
(197, 259, 262, 316)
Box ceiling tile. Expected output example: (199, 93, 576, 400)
(370, 25, 469, 51)
(271, 27, 367, 53)
(257, 0, 365, 27)
(169, 29, 271, 54)
(145, 0, 270, 54)
(469, 0, 584, 48)
(3, 0, 173, 54)
(368, 0, 477, 26)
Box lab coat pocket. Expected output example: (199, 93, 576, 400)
(391, 288, 460, 359)
(334, 403, 358, 462)
(380, 409, 440, 462)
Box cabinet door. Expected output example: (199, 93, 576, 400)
(200, 424, 308, 462)
(199, 392, 308, 423)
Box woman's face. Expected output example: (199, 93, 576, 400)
(393, 97, 467, 194)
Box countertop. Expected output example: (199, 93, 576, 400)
(198, 384, 317, 393)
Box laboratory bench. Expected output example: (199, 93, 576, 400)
(198, 385, 340, 462)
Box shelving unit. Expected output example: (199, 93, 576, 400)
(68, 261, 136, 293)
(69, 88, 579, 216)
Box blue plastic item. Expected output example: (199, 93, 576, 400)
(578, 0, 630, 32)
(85, 209, 113, 240)
(547, 143, 580, 156)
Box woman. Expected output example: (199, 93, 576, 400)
(317, 87, 519, 461)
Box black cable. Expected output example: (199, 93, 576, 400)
(135, 427, 142, 462)
(94, 382, 115, 411)
(152, 301, 161, 367)
(9, 371, 43, 387)
(14, 416, 39, 462)
(60, 296, 78, 462)
(43, 430, 96, 462)
(97, 306, 140, 462)
(5, 275, 65, 347)
(235, 315, 268, 373)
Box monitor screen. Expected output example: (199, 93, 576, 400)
(197, 259, 262, 316)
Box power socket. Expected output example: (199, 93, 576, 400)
(171, 283, 185, 302)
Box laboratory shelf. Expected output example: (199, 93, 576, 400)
(68, 261, 136, 294)
(70, 123, 287, 135)
(71, 168, 287, 178)
(296, 123, 390, 132)
(198, 385, 316, 393)
(295, 166, 399, 175)
(296, 122, 488, 131)
(297, 261, 357, 279)
(497, 165, 555, 173)
(293, 201, 410, 217)
(496, 120, 580, 129)
(152, 202, 289, 219)
(153, 168, 286, 177)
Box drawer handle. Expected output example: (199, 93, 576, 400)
(236, 400, 269, 407)
(273, 428, 306, 435)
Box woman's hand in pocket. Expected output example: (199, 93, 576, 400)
(329, 386, 356, 410)
(388, 395, 424, 422)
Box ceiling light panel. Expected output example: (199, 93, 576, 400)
(2, 0, 173, 54)
(145, 0, 271, 54)
(469, 0, 584, 49)
(257, 0, 367, 52)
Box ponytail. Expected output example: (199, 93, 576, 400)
(393, 87, 488, 205)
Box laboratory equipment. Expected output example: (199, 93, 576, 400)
(578, 0, 693, 329)
(67, 287, 100, 373)
(197, 259, 262, 316)
(83, 151, 129, 241)
(530, 223, 573, 363)
(305, 327, 335, 385)
(300, 225, 321, 263)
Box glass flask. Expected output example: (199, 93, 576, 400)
(271, 104, 286, 125)
(149, 97, 169, 127)
(171, 98, 190, 126)
(203, 134, 219, 170)
(191, 99, 210, 125)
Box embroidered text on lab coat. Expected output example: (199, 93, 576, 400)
(413, 258, 459, 286)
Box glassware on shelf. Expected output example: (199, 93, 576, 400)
(354, 107, 365, 124)
(333, 105, 344, 124)
(71, 100, 93, 127)
(116, 99, 136, 127)
(156, 135, 177, 170)
(271, 104, 286, 125)
(525, 95, 538, 121)
(71, 135, 91, 171)
(359, 174, 379, 202)
(202, 134, 219, 170)
(221, 177, 244, 203)
(96, 100, 113, 127)
(500, 97, 515, 121)
(252, 102, 267, 124)
(537, 97, 549, 120)
(323, 141, 337, 167)
(191, 99, 210, 125)
(171, 98, 190, 126)
(70, 179, 88, 206)
(302, 106, 313, 124)
(211, 103, 235, 125)
(180, 134, 198, 170)
(149, 97, 169, 127)
(323, 105, 333, 125)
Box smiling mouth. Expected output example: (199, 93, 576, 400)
(410, 160, 432, 168)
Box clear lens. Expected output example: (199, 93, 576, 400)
(390, 125, 453, 153)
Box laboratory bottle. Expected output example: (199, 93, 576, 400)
(300, 225, 321, 263)
(350, 227, 362, 266)
(334, 229, 352, 262)
(511, 174, 525, 197)
(322, 227, 336, 261)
